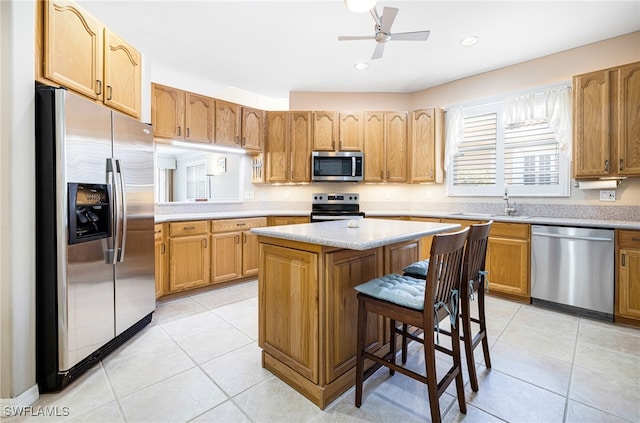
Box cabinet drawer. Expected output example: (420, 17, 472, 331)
(212, 217, 267, 233)
(618, 230, 640, 249)
(154, 223, 164, 242)
(490, 222, 530, 239)
(169, 221, 209, 236)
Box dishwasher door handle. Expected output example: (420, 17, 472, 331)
(532, 232, 613, 242)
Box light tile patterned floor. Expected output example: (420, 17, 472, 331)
(16, 279, 640, 422)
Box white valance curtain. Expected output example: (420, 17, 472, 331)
(444, 85, 573, 170)
(503, 86, 573, 160)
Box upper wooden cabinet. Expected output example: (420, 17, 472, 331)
(152, 83, 213, 143)
(409, 108, 444, 183)
(573, 61, 640, 178)
(42, 0, 141, 118)
(241, 107, 265, 152)
(266, 111, 312, 183)
(312, 112, 363, 151)
(215, 100, 242, 147)
(364, 112, 408, 183)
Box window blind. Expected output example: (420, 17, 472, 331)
(452, 112, 497, 186)
(186, 162, 207, 200)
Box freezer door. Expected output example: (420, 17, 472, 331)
(59, 90, 116, 371)
(112, 112, 156, 335)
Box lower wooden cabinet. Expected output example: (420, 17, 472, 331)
(154, 223, 165, 298)
(210, 217, 267, 283)
(616, 229, 640, 326)
(167, 221, 210, 293)
(267, 216, 310, 226)
(486, 222, 530, 302)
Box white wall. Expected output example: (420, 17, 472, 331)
(0, 0, 38, 404)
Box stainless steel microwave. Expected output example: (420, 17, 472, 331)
(312, 151, 363, 182)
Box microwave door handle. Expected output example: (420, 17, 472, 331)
(352, 157, 356, 177)
(115, 159, 127, 262)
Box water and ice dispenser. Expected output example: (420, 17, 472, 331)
(68, 183, 111, 244)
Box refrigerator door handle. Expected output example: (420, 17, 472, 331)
(115, 159, 127, 262)
(108, 157, 123, 264)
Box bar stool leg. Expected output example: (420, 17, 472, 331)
(355, 297, 367, 408)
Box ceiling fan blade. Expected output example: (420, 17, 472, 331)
(379, 7, 398, 33)
(338, 35, 376, 41)
(389, 30, 431, 41)
(372, 43, 385, 60)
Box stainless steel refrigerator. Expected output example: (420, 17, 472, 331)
(35, 84, 155, 392)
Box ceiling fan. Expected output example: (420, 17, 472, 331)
(338, 6, 430, 60)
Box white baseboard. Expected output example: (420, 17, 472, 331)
(0, 384, 39, 419)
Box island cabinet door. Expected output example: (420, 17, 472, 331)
(384, 239, 420, 274)
(259, 244, 319, 383)
(324, 248, 384, 383)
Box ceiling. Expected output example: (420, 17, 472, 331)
(77, 0, 640, 99)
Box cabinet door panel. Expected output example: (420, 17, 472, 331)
(215, 100, 241, 147)
(385, 112, 408, 182)
(211, 232, 242, 283)
(152, 84, 185, 139)
(363, 112, 385, 182)
(573, 71, 611, 177)
(617, 248, 640, 320)
(168, 235, 209, 292)
(339, 112, 363, 151)
(45, 0, 103, 100)
(266, 112, 289, 182)
(259, 244, 319, 383)
(617, 64, 640, 175)
(410, 109, 436, 183)
(242, 231, 260, 276)
(486, 237, 529, 298)
(104, 29, 141, 118)
(312, 111, 338, 151)
(325, 248, 383, 383)
(242, 107, 264, 151)
(384, 240, 419, 275)
(185, 93, 213, 143)
(290, 112, 312, 182)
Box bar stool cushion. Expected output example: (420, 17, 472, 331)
(355, 274, 425, 310)
(402, 259, 430, 278)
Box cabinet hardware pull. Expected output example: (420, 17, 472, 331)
(236, 136, 240, 144)
(96, 80, 102, 96)
(620, 159, 624, 171)
(242, 136, 246, 145)
(237, 223, 246, 226)
(161, 244, 165, 254)
(604, 160, 609, 172)
(622, 253, 625, 266)
(243, 233, 247, 243)
(203, 239, 207, 248)
(186, 128, 190, 138)
(235, 235, 240, 244)
(106, 85, 112, 100)
(177, 126, 182, 136)
(184, 226, 195, 230)
(632, 237, 640, 242)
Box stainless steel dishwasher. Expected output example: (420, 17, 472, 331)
(531, 225, 615, 320)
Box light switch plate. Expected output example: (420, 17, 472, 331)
(599, 190, 616, 202)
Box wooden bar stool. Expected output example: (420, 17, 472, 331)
(353, 227, 469, 423)
(402, 221, 493, 392)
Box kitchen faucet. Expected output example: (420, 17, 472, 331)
(503, 184, 517, 216)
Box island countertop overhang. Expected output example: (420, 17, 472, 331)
(251, 218, 461, 251)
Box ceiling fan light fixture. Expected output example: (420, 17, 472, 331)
(460, 35, 479, 47)
(353, 61, 369, 71)
(344, 0, 376, 13)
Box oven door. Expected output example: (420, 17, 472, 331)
(310, 212, 366, 223)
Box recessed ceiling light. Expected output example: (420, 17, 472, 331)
(460, 36, 479, 47)
(354, 61, 369, 71)
(344, 0, 376, 13)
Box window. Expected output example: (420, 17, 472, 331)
(186, 161, 207, 200)
(447, 86, 571, 197)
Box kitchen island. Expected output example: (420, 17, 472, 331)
(251, 218, 460, 408)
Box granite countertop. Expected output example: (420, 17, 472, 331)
(250, 218, 461, 251)
(154, 208, 640, 230)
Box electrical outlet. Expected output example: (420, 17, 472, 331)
(599, 190, 616, 202)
